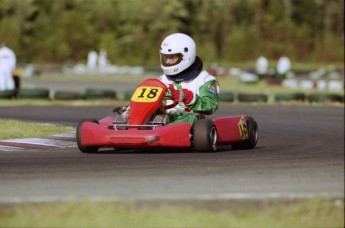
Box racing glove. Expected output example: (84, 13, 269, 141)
(168, 84, 194, 105)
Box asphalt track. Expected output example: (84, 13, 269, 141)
(0, 104, 344, 203)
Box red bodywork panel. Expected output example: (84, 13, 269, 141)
(213, 116, 249, 145)
(80, 79, 193, 149)
(81, 115, 249, 148)
(128, 79, 167, 128)
(81, 119, 191, 148)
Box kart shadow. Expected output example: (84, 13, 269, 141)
(93, 145, 265, 154)
(96, 148, 195, 154)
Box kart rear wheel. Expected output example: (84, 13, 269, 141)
(231, 116, 258, 150)
(193, 119, 217, 152)
(76, 119, 100, 153)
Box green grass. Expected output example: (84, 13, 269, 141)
(218, 61, 344, 72)
(218, 77, 291, 93)
(30, 73, 151, 82)
(0, 99, 125, 107)
(217, 76, 343, 95)
(0, 199, 343, 227)
(30, 72, 343, 95)
(0, 119, 71, 140)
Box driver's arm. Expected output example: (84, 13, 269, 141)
(187, 80, 219, 115)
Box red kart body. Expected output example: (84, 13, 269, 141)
(77, 79, 258, 152)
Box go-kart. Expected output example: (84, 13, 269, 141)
(76, 78, 258, 153)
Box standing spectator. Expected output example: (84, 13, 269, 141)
(255, 56, 269, 80)
(12, 67, 23, 97)
(98, 49, 108, 73)
(87, 50, 98, 71)
(0, 43, 16, 91)
(276, 56, 291, 80)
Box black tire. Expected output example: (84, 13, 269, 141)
(76, 119, 100, 153)
(85, 88, 117, 100)
(274, 93, 305, 102)
(123, 90, 134, 100)
(218, 92, 235, 102)
(18, 88, 50, 99)
(231, 116, 258, 150)
(237, 93, 268, 103)
(192, 119, 217, 152)
(0, 90, 15, 99)
(328, 94, 343, 103)
(54, 91, 85, 100)
(307, 93, 343, 103)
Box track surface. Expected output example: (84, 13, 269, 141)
(0, 104, 344, 203)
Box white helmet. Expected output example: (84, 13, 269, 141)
(160, 33, 196, 76)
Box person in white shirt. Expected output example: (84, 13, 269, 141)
(87, 50, 98, 71)
(276, 56, 291, 80)
(0, 43, 16, 91)
(255, 56, 269, 79)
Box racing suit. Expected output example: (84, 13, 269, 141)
(157, 70, 219, 125)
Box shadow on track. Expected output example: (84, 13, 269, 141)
(80, 145, 265, 155)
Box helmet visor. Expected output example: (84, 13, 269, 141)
(160, 53, 183, 66)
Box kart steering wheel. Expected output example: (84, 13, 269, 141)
(164, 95, 179, 109)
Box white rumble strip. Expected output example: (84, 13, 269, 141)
(0, 132, 76, 151)
(0, 192, 343, 204)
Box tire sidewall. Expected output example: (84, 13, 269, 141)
(192, 119, 217, 152)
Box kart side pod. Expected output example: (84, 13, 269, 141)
(213, 115, 258, 149)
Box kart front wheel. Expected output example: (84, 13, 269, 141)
(76, 119, 100, 153)
(231, 116, 258, 150)
(192, 119, 217, 152)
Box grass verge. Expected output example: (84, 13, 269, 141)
(0, 199, 343, 227)
(0, 99, 124, 107)
(27, 72, 344, 95)
(0, 118, 71, 140)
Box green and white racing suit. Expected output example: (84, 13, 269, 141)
(157, 70, 219, 125)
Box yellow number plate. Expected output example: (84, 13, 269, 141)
(131, 86, 163, 102)
(238, 116, 249, 140)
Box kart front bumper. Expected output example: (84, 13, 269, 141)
(80, 122, 192, 148)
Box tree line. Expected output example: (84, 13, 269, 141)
(0, 0, 343, 67)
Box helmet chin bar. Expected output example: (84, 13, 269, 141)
(161, 65, 180, 76)
(165, 56, 203, 82)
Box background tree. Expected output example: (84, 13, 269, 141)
(0, 0, 343, 67)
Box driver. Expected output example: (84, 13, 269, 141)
(158, 33, 219, 125)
